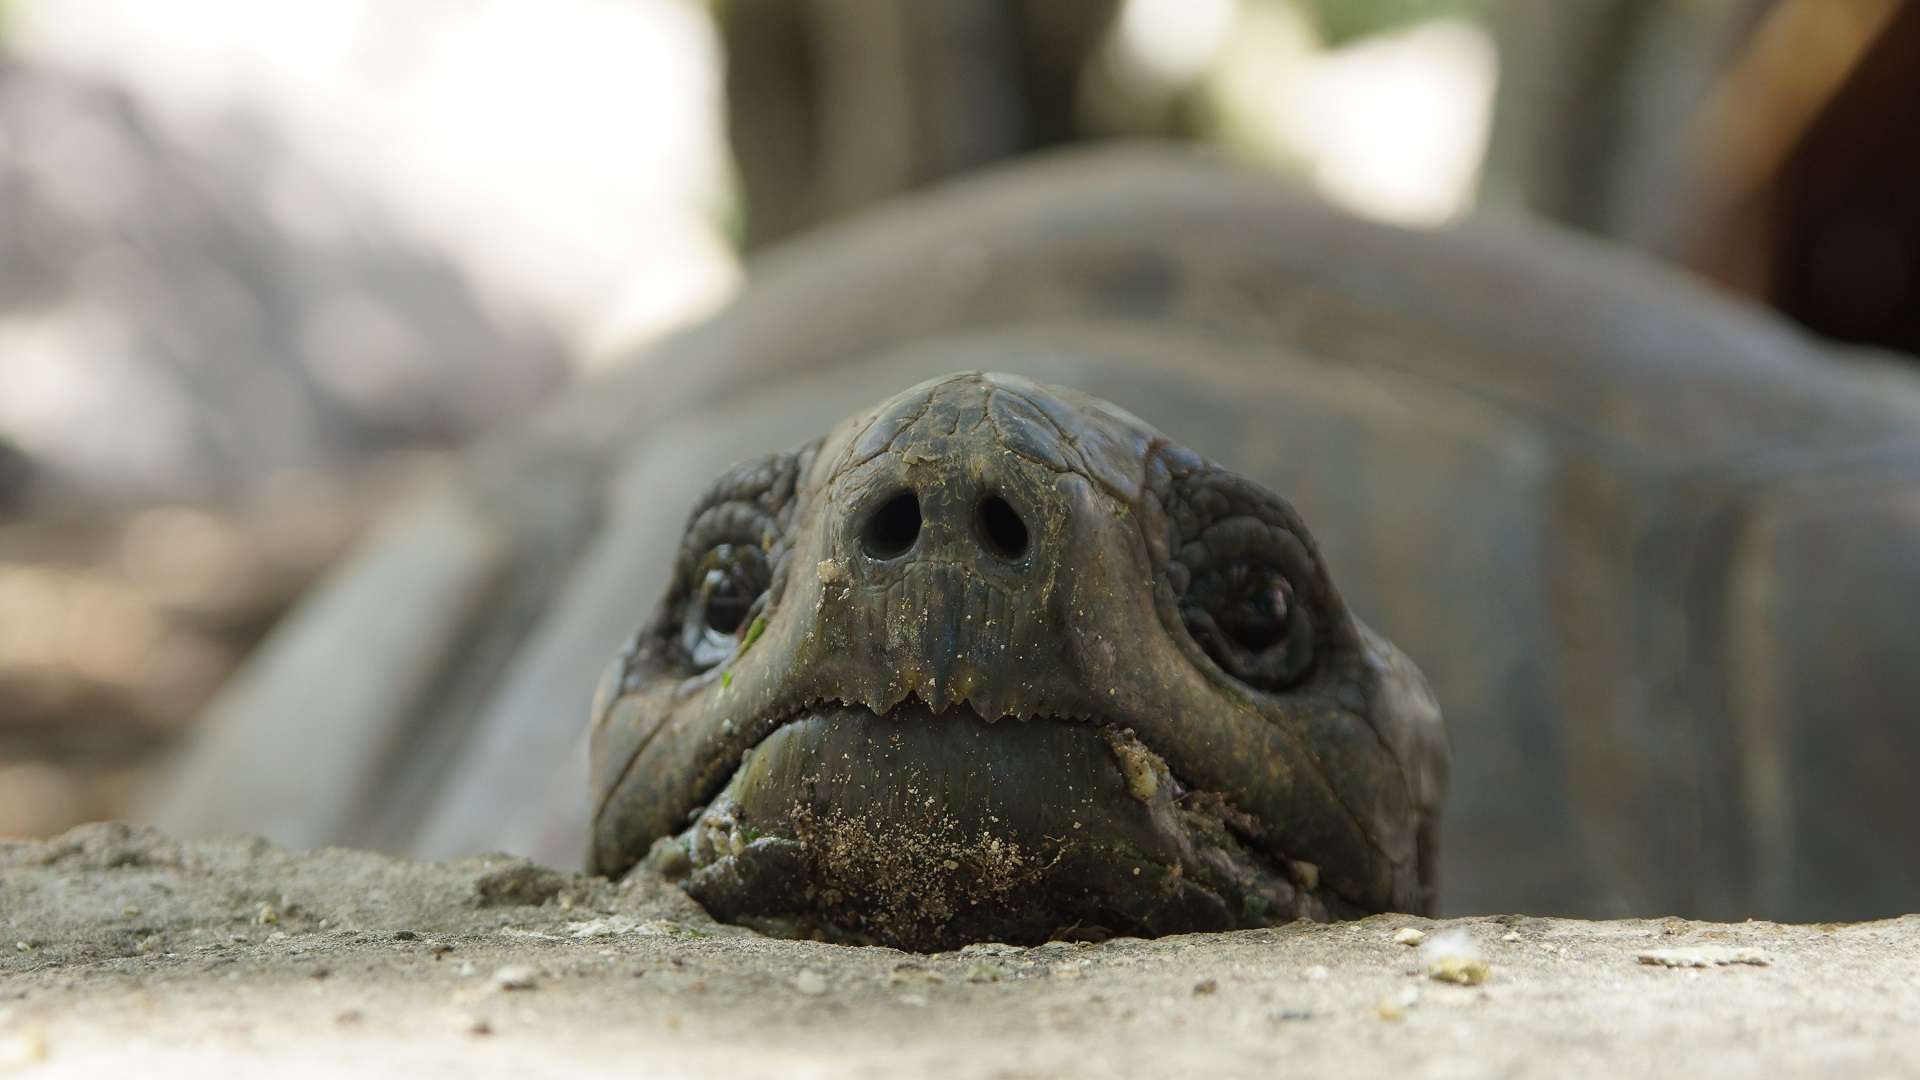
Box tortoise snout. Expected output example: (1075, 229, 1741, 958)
(858, 490, 924, 560)
(818, 458, 1066, 715)
(855, 478, 1037, 571)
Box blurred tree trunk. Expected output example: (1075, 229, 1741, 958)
(1479, 0, 1774, 251)
(1484, 0, 1920, 358)
(717, 0, 1119, 248)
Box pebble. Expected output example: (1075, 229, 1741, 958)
(794, 970, 829, 996)
(964, 963, 1003, 984)
(1392, 928, 1426, 947)
(1192, 979, 1218, 995)
(1637, 947, 1771, 969)
(489, 965, 539, 991)
(1421, 928, 1490, 985)
(1375, 986, 1420, 1021)
(1303, 965, 1330, 982)
(1427, 956, 1491, 986)
(447, 1010, 492, 1036)
(887, 963, 946, 987)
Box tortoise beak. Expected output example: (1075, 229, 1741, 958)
(650, 698, 1333, 951)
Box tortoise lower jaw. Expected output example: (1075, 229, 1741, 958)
(645, 699, 1335, 951)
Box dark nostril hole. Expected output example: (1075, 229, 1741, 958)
(977, 495, 1029, 561)
(863, 491, 922, 559)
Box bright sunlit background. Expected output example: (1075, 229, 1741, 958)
(1095, 0, 1497, 226)
(0, 0, 1910, 838)
(5, 0, 738, 492)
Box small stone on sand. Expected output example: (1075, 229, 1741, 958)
(490, 965, 539, 991)
(1428, 956, 1491, 985)
(447, 1010, 492, 1036)
(1376, 986, 1420, 1021)
(1422, 928, 1490, 985)
(1637, 947, 1771, 969)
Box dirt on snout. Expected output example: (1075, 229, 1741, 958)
(3, 823, 1919, 1079)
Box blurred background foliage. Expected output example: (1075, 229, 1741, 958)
(1297, 0, 1497, 46)
(0, 0, 1914, 838)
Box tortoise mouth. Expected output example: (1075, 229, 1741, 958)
(644, 698, 1337, 951)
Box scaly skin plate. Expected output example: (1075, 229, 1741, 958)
(589, 372, 1448, 949)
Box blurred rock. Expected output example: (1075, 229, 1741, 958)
(3, 826, 1917, 1077)
(0, 56, 572, 837)
(0, 452, 440, 836)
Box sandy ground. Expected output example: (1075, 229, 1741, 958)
(2, 824, 1918, 1079)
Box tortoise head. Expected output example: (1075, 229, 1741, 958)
(589, 372, 1448, 949)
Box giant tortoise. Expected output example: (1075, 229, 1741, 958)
(152, 146, 1920, 930)
(589, 371, 1447, 948)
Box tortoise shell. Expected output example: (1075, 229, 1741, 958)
(154, 147, 1920, 922)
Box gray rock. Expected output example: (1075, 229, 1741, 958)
(3, 823, 1917, 1078)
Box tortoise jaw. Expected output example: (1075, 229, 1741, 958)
(646, 698, 1336, 951)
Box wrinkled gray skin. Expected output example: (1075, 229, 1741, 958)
(589, 372, 1447, 950)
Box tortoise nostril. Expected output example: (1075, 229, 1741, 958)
(863, 491, 922, 559)
(977, 495, 1029, 560)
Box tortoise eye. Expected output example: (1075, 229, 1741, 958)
(1201, 562, 1295, 651)
(1179, 556, 1315, 691)
(682, 543, 770, 668)
(700, 564, 754, 635)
